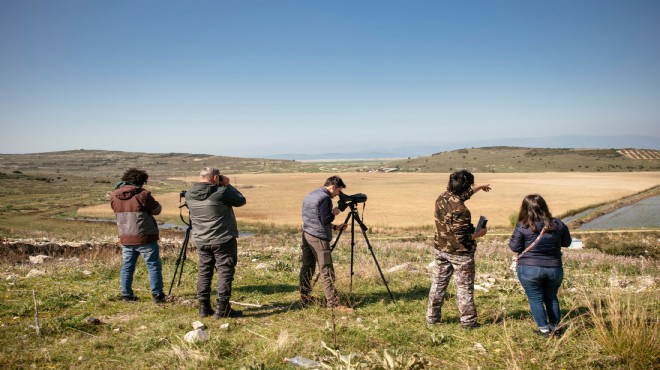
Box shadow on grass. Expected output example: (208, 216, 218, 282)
(237, 283, 298, 295)
(346, 284, 431, 307)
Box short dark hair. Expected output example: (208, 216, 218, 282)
(324, 175, 346, 189)
(447, 170, 474, 195)
(121, 168, 149, 186)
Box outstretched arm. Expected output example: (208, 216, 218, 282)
(472, 184, 491, 194)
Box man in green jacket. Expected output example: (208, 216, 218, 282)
(185, 167, 246, 318)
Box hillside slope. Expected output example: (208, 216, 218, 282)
(0, 150, 315, 179)
(390, 147, 660, 173)
(2, 147, 659, 178)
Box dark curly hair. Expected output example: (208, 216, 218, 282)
(121, 168, 149, 186)
(447, 170, 474, 196)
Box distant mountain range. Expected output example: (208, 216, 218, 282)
(266, 135, 660, 160)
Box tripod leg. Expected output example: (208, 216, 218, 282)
(168, 226, 191, 295)
(314, 211, 353, 289)
(350, 211, 356, 293)
(330, 211, 352, 251)
(354, 214, 396, 303)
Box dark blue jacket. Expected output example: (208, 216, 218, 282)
(302, 187, 335, 240)
(509, 218, 572, 267)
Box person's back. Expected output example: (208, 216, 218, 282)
(302, 187, 333, 241)
(186, 182, 245, 245)
(434, 190, 476, 254)
(508, 194, 570, 338)
(109, 168, 165, 303)
(509, 218, 571, 267)
(186, 167, 246, 319)
(427, 170, 490, 328)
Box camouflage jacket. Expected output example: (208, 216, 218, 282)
(433, 189, 476, 254)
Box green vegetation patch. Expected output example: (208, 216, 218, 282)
(1, 234, 658, 368)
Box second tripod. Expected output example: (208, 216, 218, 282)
(331, 202, 395, 303)
(168, 193, 192, 295)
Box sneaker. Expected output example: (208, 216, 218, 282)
(121, 295, 139, 302)
(534, 329, 551, 338)
(152, 293, 167, 304)
(550, 328, 563, 338)
(461, 322, 481, 330)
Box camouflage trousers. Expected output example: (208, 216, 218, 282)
(426, 250, 477, 326)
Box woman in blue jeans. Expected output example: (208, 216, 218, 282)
(509, 194, 572, 337)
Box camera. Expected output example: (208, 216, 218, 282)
(179, 190, 187, 198)
(338, 192, 367, 211)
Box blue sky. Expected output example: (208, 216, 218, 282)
(1, 1, 659, 157)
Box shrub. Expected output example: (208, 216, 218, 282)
(586, 291, 659, 369)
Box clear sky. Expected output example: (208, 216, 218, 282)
(1, 0, 659, 157)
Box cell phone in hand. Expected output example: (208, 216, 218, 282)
(476, 215, 488, 232)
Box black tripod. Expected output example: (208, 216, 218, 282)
(331, 202, 395, 303)
(168, 198, 191, 295)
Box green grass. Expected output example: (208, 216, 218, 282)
(1, 233, 658, 369)
(1, 151, 658, 368)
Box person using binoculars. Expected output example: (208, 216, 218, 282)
(299, 175, 351, 312)
(185, 167, 246, 318)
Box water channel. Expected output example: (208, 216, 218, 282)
(575, 195, 660, 230)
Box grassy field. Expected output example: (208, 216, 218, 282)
(1, 151, 659, 368)
(1, 232, 658, 369)
(77, 172, 660, 231)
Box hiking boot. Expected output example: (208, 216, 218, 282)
(462, 322, 481, 330)
(121, 295, 139, 302)
(214, 300, 243, 318)
(199, 300, 215, 317)
(300, 294, 317, 307)
(152, 293, 167, 304)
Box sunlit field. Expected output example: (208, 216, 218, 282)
(78, 172, 660, 230)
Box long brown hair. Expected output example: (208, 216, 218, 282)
(517, 194, 556, 232)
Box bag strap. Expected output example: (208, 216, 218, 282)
(519, 228, 546, 257)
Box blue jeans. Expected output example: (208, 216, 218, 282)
(120, 241, 164, 297)
(517, 265, 563, 330)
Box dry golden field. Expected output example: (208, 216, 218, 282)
(78, 172, 660, 230)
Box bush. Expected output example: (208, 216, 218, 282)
(583, 233, 659, 259)
(586, 291, 659, 369)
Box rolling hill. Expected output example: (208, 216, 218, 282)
(390, 147, 660, 173)
(1, 147, 659, 178)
